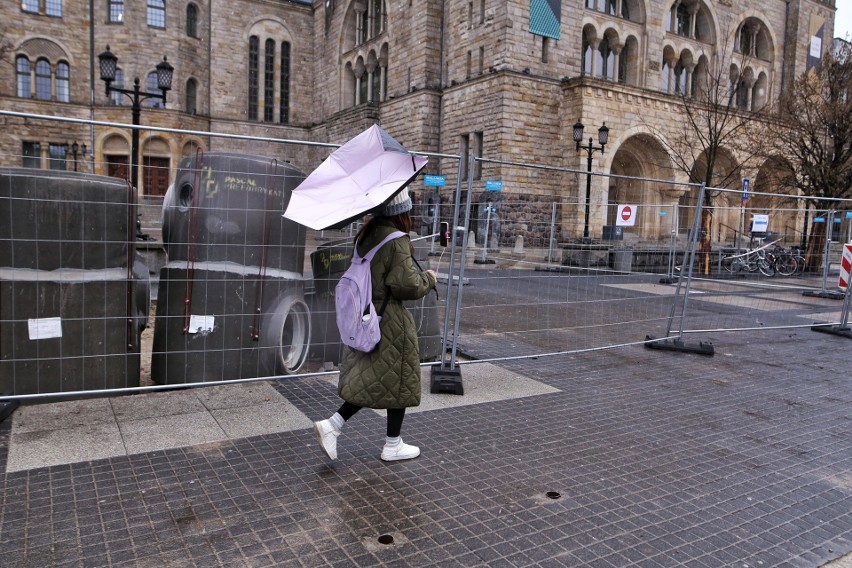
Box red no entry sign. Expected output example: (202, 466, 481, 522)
(616, 204, 637, 227)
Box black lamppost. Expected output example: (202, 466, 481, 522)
(572, 120, 609, 242)
(98, 45, 173, 192)
(68, 141, 87, 172)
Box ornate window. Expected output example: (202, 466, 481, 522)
(247, 32, 291, 123)
(147, 0, 165, 28)
(109, 0, 124, 23)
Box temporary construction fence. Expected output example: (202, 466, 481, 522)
(0, 110, 460, 402)
(1, 111, 851, 404)
(655, 187, 852, 352)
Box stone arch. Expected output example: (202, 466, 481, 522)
(621, 0, 646, 24)
(18, 37, 72, 64)
(606, 132, 675, 239)
(735, 16, 775, 63)
(752, 156, 799, 242)
(677, 147, 741, 241)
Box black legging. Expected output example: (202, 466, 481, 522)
(338, 402, 406, 437)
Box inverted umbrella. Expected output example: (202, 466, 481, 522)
(283, 124, 428, 230)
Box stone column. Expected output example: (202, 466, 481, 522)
(688, 4, 699, 38)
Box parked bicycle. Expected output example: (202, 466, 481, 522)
(765, 245, 799, 276)
(721, 238, 781, 276)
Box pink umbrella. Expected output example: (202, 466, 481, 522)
(283, 124, 428, 230)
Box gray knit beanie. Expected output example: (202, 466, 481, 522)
(379, 190, 412, 216)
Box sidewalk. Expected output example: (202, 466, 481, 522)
(1, 327, 851, 566)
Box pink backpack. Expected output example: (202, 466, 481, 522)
(335, 231, 405, 352)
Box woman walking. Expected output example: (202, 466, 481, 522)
(314, 190, 437, 461)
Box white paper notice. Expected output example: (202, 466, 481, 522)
(188, 315, 215, 334)
(28, 317, 63, 340)
(810, 36, 822, 58)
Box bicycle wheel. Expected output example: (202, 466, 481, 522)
(721, 256, 738, 273)
(774, 254, 797, 276)
(758, 258, 775, 277)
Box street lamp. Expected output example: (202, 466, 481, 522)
(98, 45, 173, 192)
(68, 141, 87, 172)
(572, 120, 609, 242)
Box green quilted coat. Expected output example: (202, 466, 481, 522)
(337, 218, 437, 409)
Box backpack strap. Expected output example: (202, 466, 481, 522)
(353, 230, 406, 316)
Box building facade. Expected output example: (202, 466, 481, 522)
(0, 0, 838, 242)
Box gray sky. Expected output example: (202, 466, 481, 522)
(836, 3, 851, 40)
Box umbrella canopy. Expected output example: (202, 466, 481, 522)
(283, 124, 428, 230)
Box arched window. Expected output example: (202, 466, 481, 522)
(674, 60, 687, 94)
(35, 59, 52, 100)
(582, 36, 594, 77)
(264, 39, 275, 122)
(185, 78, 197, 114)
(661, 60, 671, 92)
(356, 0, 385, 45)
(280, 42, 290, 124)
(56, 61, 69, 102)
(16, 56, 31, 98)
(676, 5, 691, 37)
(147, 0, 166, 28)
(598, 37, 615, 80)
(618, 47, 628, 83)
(145, 72, 161, 107)
(738, 26, 752, 56)
(111, 68, 125, 105)
(186, 3, 198, 37)
(370, 67, 381, 101)
(248, 36, 259, 120)
(736, 80, 749, 109)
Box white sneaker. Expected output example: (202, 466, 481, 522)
(314, 420, 340, 460)
(380, 440, 420, 462)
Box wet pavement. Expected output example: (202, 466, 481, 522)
(1, 323, 851, 566)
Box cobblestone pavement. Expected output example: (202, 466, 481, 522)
(0, 322, 851, 566)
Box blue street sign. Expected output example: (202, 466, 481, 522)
(424, 175, 446, 187)
(742, 178, 750, 201)
(485, 180, 503, 191)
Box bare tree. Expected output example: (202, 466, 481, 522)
(645, 32, 769, 274)
(764, 41, 852, 271)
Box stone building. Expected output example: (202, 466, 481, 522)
(0, 0, 838, 243)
